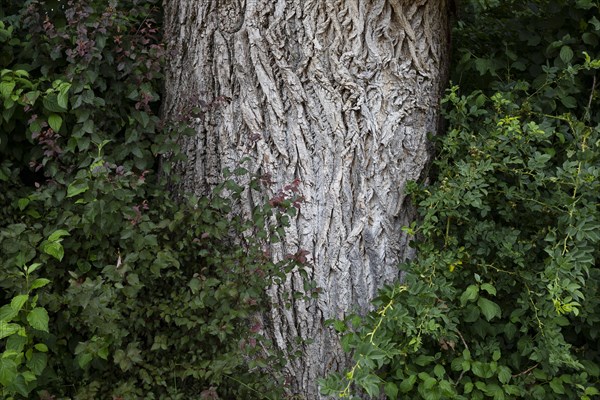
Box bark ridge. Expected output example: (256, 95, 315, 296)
(164, 0, 449, 397)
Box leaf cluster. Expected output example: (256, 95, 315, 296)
(1, 1, 305, 399)
(321, 1, 600, 399)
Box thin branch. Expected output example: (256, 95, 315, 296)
(585, 73, 597, 122)
(512, 363, 539, 378)
(456, 329, 469, 352)
(452, 329, 470, 386)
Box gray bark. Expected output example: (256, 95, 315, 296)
(163, 0, 449, 398)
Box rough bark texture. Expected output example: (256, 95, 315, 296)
(163, 0, 449, 398)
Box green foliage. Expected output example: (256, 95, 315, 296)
(321, 0, 600, 398)
(1, 1, 306, 398)
(0, 260, 51, 399)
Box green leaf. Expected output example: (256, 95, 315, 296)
(0, 305, 18, 322)
(6, 335, 27, 352)
(30, 278, 51, 290)
(10, 294, 29, 313)
(77, 353, 93, 368)
(385, 382, 399, 399)
(433, 364, 446, 379)
(460, 285, 479, 306)
(188, 277, 201, 293)
(480, 283, 496, 296)
(66, 180, 89, 198)
(43, 93, 67, 112)
(0, 358, 17, 387)
(415, 355, 435, 366)
(48, 114, 63, 132)
(11, 374, 31, 396)
(464, 382, 474, 393)
(0, 80, 15, 99)
(584, 387, 600, 396)
(22, 90, 40, 105)
(549, 378, 565, 394)
(477, 297, 501, 321)
(422, 376, 437, 390)
(26, 263, 42, 274)
(498, 366, 512, 384)
(559, 46, 573, 64)
(360, 374, 381, 397)
(34, 343, 48, 352)
(0, 321, 21, 338)
(14, 70, 29, 78)
(560, 96, 577, 108)
(399, 374, 416, 393)
(57, 87, 69, 109)
(17, 197, 29, 210)
(27, 352, 47, 376)
(27, 307, 49, 332)
(48, 229, 69, 242)
(42, 240, 64, 261)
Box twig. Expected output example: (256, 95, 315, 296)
(453, 329, 470, 386)
(456, 329, 469, 352)
(585, 73, 596, 121)
(512, 363, 539, 378)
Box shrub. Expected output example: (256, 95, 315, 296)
(321, 1, 600, 398)
(1, 1, 303, 398)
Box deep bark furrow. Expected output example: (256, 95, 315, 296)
(164, 1, 449, 397)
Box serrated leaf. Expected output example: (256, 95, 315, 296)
(434, 364, 446, 379)
(0, 80, 15, 99)
(10, 294, 29, 313)
(0, 358, 17, 387)
(27, 307, 49, 332)
(11, 374, 31, 396)
(0, 304, 18, 322)
(0, 321, 21, 338)
(21, 370, 36, 383)
(498, 366, 512, 384)
(477, 297, 501, 321)
(27, 352, 47, 375)
(360, 374, 381, 397)
(6, 335, 27, 352)
(48, 114, 62, 132)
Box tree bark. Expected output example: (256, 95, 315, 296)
(163, 0, 449, 398)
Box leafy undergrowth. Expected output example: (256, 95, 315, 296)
(321, 1, 600, 399)
(1, 1, 306, 399)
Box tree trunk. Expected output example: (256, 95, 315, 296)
(163, 0, 450, 397)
